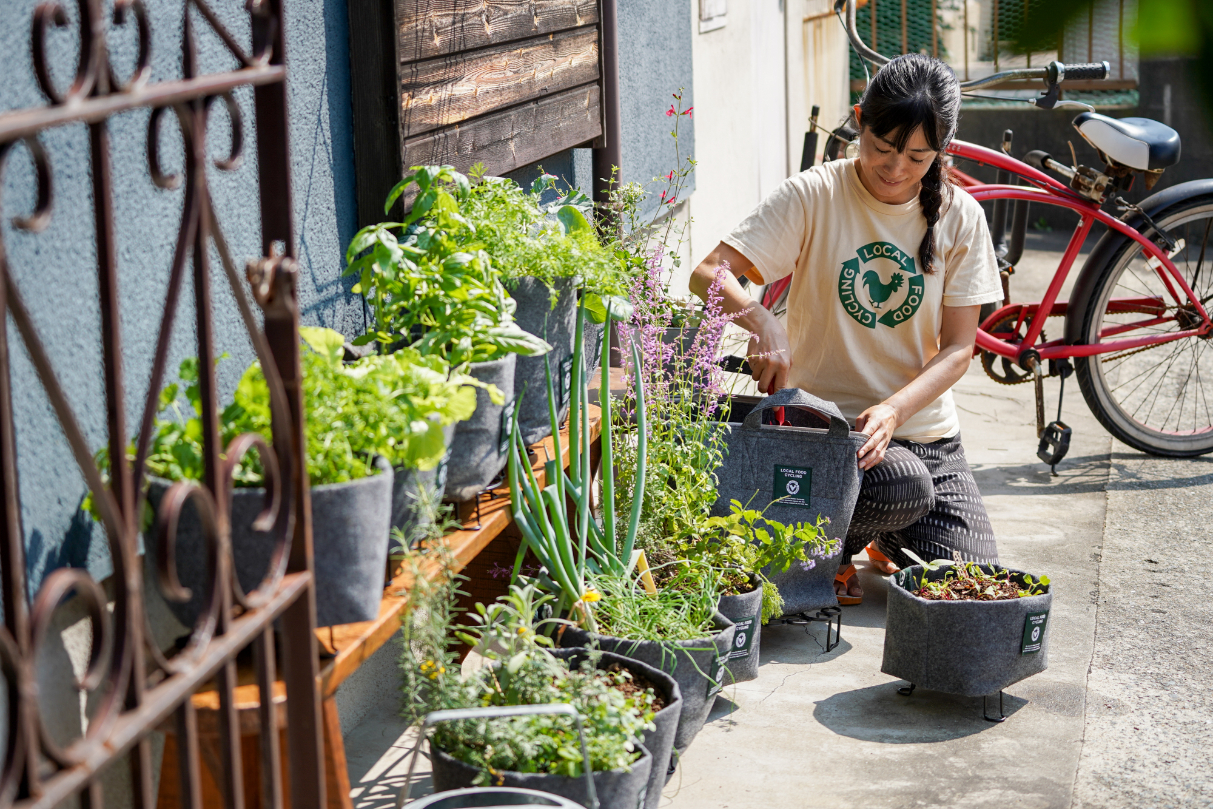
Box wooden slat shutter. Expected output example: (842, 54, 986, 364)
(348, 0, 605, 226)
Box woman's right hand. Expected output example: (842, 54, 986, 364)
(688, 241, 792, 394)
(746, 307, 791, 393)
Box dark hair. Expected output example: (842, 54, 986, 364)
(857, 54, 961, 274)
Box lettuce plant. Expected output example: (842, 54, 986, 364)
(113, 327, 479, 490)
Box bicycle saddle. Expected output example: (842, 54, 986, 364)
(1072, 112, 1181, 171)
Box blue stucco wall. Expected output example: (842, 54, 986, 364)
(617, 0, 696, 220)
(0, 0, 694, 591)
(0, 0, 360, 590)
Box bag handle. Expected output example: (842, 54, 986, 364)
(742, 387, 851, 437)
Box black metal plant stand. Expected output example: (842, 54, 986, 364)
(896, 682, 1010, 722)
(771, 605, 843, 651)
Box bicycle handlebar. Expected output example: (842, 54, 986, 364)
(833, 0, 1109, 91)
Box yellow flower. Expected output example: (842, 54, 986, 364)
(517, 626, 529, 635)
(581, 590, 601, 603)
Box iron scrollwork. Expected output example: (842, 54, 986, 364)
(0, 1, 323, 808)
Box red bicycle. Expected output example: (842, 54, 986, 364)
(763, 0, 1213, 460)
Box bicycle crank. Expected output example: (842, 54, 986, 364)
(980, 311, 1052, 385)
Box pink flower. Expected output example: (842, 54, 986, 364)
(684, 107, 693, 117)
(665, 170, 675, 181)
(665, 105, 676, 117)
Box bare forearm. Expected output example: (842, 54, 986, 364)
(883, 343, 971, 427)
(689, 244, 765, 331)
(690, 241, 792, 393)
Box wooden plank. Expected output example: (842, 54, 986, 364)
(401, 83, 601, 179)
(400, 27, 599, 138)
(396, 0, 600, 64)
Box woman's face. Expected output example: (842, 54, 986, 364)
(852, 105, 938, 205)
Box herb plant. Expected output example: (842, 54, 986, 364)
(614, 265, 745, 557)
(399, 573, 658, 782)
(344, 165, 552, 366)
(587, 566, 720, 641)
(459, 167, 628, 300)
(684, 499, 841, 624)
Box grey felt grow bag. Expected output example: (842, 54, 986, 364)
(717, 579, 762, 685)
(147, 457, 392, 629)
(551, 648, 681, 809)
(710, 388, 866, 616)
(445, 354, 516, 502)
(558, 613, 735, 756)
(508, 276, 577, 446)
(882, 565, 1053, 697)
(430, 742, 652, 809)
(392, 423, 455, 552)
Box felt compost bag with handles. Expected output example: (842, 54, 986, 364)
(710, 387, 868, 616)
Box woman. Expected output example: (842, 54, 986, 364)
(688, 54, 1002, 605)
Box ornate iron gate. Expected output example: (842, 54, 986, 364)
(0, 1, 325, 807)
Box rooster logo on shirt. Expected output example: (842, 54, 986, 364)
(838, 241, 924, 329)
(861, 270, 904, 309)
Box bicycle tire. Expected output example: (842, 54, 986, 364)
(1075, 194, 1213, 456)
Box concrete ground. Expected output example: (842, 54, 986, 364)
(340, 230, 1213, 808)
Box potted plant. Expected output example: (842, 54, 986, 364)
(506, 307, 734, 763)
(683, 499, 840, 684)
(344, 165, 551, 502)
(882, 551, 1053, 718)
(399, 564, 666, 809)
(377, 346, 481, 551)
(119, 327, 467, 629)
(457, 169, 626, 447)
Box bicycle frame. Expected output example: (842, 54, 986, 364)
(951, 139, 1213, 364)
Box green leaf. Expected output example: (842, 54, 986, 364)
(483, 325, 553, 358)
(299, 326, 346, 368)
(556, 205, 591, 235)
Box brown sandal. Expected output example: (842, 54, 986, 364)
(834, 563, 862, 606)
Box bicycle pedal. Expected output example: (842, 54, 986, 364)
(1037, 420, 1072, 465)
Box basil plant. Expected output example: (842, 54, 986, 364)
(344, 165, 551, 367)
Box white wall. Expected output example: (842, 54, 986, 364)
(685, 0, 850, 284)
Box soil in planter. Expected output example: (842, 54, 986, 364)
(718, 568, 758, 597)
(603, 662, 668, 712)
(914, 561, 1045, 602)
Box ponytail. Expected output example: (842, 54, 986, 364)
(916, 155, 952, 274)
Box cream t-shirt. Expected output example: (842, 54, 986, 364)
(723, 158, 1002, 442)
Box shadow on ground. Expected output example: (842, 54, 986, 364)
(812, 684, 1029, 743)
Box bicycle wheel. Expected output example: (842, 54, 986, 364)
(1075, 195, 1213, 456)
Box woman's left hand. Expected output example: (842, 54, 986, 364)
(855, 403, 900, 470)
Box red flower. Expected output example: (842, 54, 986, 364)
(667, 196, 677, 206)
(659, 190, 668, 202)
(684, 107, 693, 117)
(665, 170, 675, 181)
(665, 105, 676, 117)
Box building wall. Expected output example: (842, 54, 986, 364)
(686, 0, 849, 276)
(0, 0, 360, 588)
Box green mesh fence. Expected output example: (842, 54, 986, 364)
(848, 0, 949, 83)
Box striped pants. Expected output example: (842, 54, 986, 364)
(842, 434, 998, 568)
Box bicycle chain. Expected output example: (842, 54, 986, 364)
(981, 306, 1183, 385)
